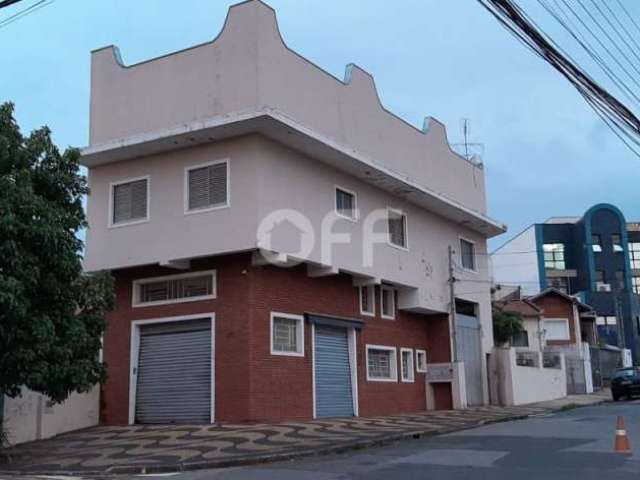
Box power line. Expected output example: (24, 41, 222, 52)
(0, 0, 54, 30)
(614, 0, 640, 40)
(0, 0, 24, 8)
(540, 0, 640, 107)
(477, 0, 640, 158)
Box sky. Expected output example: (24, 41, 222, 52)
(1, 0, 639, 249)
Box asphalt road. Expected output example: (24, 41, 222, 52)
(127, 401, 640, 480)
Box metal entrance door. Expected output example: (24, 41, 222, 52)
(135, 319, 212, 424)
(314, 325, 354, 418)
(455, 313, 483, 406)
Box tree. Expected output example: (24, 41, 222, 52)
(0, 102, 113, 403)
(492, 309, 524, 347)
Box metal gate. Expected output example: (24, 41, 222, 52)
(455, 313, 483, 406)
(565, 356, 586, 394)
(590, 346, 621, 388)
(314, 326, 354, 418)
(135, 319, 212, 424)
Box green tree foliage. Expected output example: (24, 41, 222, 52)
(0, 102, 114, 403)
(492, 309, 524, 347)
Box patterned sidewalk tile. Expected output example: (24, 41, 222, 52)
(0, 402, 595, 475)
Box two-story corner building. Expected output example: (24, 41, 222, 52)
(82, 0, 505, 425)
(491, 203, 640, 364)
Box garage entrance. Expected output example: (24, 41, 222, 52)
(455, 300, 484, 407)
(132, 317, 213, 424)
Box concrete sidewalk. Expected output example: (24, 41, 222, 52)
(0, 390, 610, 476)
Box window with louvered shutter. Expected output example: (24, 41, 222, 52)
(388, 210, 406, 248)
(112, 178, 148, 224)
(336, 188, 356, 220)
(187, 162, 228, 211)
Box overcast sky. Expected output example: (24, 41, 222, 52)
(2, 0, 639, 248)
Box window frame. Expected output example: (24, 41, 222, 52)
(270, 312, 305, 357)
(591, 234, 602, 253)
(415, 349, 427, 373)
(544, 318, 571, 341)
(334, 185, 358, 222)
(365, 344, 398, 382)
(400, 347, 415, 383)
(459, 237, 477, 272)
(108, 175, 151, 228)
(131, 269, 217, 308)
(184, 158, 230, 215)
(359, 285, 375, 317)
(611, 234, 624, 252)
(633, 276, 640, 294)
(386, 207, 409, 250)
(543, 243, 565, 270)
(380, 285, 396, 320)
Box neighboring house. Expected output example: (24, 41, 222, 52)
(528, 288, 597, 348)
(493, 290, 544, 351)
(81, 0, 505, 425)
(491, 203, 640, 364)
(489, 287, 599, 404)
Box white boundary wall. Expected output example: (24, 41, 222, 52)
(2, 387, 99, 445)
(490, 348, 567, 406)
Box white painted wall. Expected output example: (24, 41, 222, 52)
(88, 1, 487, 215)
(86, 135, 493, 316)
(2, 387, 99, 445)
(490, 348, 566, 406)
(491, 226, 541, 296)
(518, 316, 544, 352)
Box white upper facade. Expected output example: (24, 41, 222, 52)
(82, 0, 505, 314)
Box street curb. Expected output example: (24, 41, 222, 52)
(0, 413, 531, 477)
(0, 399, 610, 477)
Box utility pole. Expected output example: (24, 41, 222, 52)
(448, 245, 458, 362)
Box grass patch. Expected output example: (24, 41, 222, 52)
(557, 403, 580, 412)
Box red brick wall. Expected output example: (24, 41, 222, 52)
(101, 252, 452, 424)
(531, 294, 576, 345)
(101, 253, 253, 424)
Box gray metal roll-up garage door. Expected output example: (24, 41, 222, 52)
(314, 325, 354, 418)
(135, 319, 212, 424)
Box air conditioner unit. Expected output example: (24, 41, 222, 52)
(596, 282, 611, 292)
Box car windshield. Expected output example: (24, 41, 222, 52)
(614, 369, 635, 378)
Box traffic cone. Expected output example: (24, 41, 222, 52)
(614, 416, 632, 454)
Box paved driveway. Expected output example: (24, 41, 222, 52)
(0, 405, 546, 475)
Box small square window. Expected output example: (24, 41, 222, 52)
(270, 313, 304, 357)
(612, 234, 624, 252)
(335, 187, 357, 221)
(615, 270, 625, 290)
(592, 234, 602, 252)
(595, 270, 605, 283)
(415, 350, 427, 372)
(359, 285, 375, 316)
(381, 286, 396, 320)
(543, 243, 565, 270)
(460, 238, 476, 271)
(400, 348, 414, 383)
(366, 345, 397, 382)
(387, 209, 407, 249)
(544, 318, 570, 341)
(633, 276, 640, 294)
